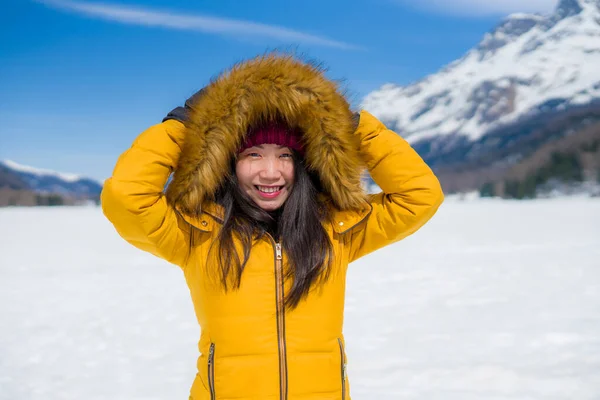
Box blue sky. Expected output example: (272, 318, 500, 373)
(0, 0, 558, 182)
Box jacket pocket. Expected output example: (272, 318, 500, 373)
(208, 343, 216, 400)
(337, 338, 347, 400)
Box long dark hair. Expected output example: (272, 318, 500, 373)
(208, 152, 334, 310)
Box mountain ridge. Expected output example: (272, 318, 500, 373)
(363, 0, 600, 144)
(0, 160, 102, 206)
(362, 0, 600, 197)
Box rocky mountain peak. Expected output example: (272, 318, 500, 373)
(551, 0, 600, 24)
(477, 13, 544, 57)
(555, 0, 584, 20)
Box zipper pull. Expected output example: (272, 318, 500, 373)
(275, 243, 282, 260)
(208, 344, 215, 364)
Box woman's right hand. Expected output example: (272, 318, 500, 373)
(163, 88, 206, 123)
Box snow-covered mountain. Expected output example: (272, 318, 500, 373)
(0, 159, 102, 198)
(362, 0, 600, 145)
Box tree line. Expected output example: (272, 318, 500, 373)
(480, 140, 599, 199)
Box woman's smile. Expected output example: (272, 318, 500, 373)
(255, 185, 284, 198)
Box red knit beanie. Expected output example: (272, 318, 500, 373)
(239, 121, 304, 156)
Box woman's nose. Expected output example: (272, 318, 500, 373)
(259, 157, 283, 179)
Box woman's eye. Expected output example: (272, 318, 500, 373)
(248, 153, 261, 157)
(280, 153, 293, 158)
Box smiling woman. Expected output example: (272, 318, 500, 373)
(236, 144, 294, 210)
(235, 120, 303, 212)
(100, 52, 444, 399)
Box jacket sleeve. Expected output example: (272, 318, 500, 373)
(101, 119, 191, 267)
(348, 110, 444, 263)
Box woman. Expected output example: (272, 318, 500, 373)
(102, 53, 444, 400)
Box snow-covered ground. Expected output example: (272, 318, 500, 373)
(1, 198, 599, 399)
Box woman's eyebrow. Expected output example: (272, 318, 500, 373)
(252, 145, 288, 149)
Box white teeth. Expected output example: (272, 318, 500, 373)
(257, 186, 281, 193)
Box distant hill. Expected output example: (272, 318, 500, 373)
(0, 160, 103, 207)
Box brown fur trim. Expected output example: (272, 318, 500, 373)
(166, 52, 369, 216)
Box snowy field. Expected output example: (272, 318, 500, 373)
(1, 198, 599, 400)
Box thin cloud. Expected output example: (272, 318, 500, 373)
(397, 0, 559, 17)
(36, 0, 359, 50)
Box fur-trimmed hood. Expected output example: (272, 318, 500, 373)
(166, 53, 368, 217)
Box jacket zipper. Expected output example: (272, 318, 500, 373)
(274, 241, 288, 400)
(338, 338, 347, 400)
(208, 343, 216, 400)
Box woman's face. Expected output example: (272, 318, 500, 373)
(236, 144, 295, 211)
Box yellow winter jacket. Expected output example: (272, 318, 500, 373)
(102, 54, 444, 400)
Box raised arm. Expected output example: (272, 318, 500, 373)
(101, 119, 191, 267)
(348, 111, 444, 263)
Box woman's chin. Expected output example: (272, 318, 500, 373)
(251, 187, 289, 211)
(256, 199, 285, 211)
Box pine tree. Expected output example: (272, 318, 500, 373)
(479, 182, 495, 197)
